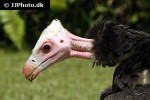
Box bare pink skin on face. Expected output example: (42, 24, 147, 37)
(23, 19, 94, 82)
(68, 33, 93, 59)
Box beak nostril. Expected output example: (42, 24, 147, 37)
(32, 59, 35, 62)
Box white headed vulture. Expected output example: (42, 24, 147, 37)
(23, 19, 150, 100)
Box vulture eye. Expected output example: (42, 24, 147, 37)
(42, 44, 51, 54)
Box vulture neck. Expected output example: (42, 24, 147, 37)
(68, 33, 94, 60)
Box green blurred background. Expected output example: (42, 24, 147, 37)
(0, 0, 149, 100)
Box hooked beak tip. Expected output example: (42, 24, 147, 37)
(23, 61, 40, 82)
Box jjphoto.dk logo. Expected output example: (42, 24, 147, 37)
(4, 2, 44, 8)
(1, 0, 49, 10)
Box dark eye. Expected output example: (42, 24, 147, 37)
(42, 44, 51, 54)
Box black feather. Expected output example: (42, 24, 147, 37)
(101, 84, 150, 100)
(87, 20, 149, 66)
(112, 40, 150, 92)
(87, 20, 150, 100)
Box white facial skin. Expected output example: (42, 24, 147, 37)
(23, 19, 94, 82)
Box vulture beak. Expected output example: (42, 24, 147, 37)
(23, 59, 39, 81)
(23, 19, 93, 82)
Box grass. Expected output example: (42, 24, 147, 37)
(0, 49, 115, 100)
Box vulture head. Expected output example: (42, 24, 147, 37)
(23, 19, 93, 82)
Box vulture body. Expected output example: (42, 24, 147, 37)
(101, 84, 150, 100)
(88, 21, 150, 100)
(23, 19, 150, 100)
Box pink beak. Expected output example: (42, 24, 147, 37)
(23, 61, 40, 81)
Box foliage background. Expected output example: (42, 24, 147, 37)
(0, 0, 150, 100)
(0, 0, 150, 50)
